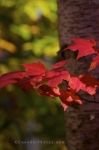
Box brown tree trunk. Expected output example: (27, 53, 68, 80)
(57, 0, 99, 150)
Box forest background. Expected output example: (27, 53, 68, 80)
(0, 0, 66, 150)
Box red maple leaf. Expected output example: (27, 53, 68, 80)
(0, 71, 25, 89)
(68, 76, 86, 92)
(45, 70, 70, 87)
(16, 77, 33, 91)
(22, 62, 47, 88)
(37, 84, 82, 111)
(80, 74, 99, 95)
(23, 62, 46, 76)
(38, 85, 60, 97)
(68, 75, 98, 95)
(59, 89, 82, 111)
(80, 74, 99, 87)
(65, 38, 97, 59)
(0, 62, 47, 90)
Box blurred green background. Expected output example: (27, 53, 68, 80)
(0, 0, 65, 150)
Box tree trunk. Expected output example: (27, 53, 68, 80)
(57, 0, 99, 150)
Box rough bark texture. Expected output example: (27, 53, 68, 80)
(57, 0, 99, 150)
(58, 0, 99, 46)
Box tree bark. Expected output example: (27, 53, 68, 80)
(57, 0, 99, 150)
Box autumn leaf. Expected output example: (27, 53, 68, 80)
(69, 75, 98, 95)
(21, 62, 47, 89)
(59, 89, 82, 111)
(38, 85, 60, 97)
(68, 76, 86, 92)
(46, 70, 70, 87)
(80, 74, 99, 87)
(0, 71, 25, 89)
(23, 62, 46, 76)
(0, 62, 47, 90)
(65, 38, 97, 59)
(16, 77, 33, 91)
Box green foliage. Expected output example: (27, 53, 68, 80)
(0, 0, 65, 150)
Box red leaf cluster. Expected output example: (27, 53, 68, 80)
(0, 38, 99, 111)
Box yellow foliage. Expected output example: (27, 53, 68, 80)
(0, 39, 16, 53)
